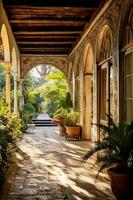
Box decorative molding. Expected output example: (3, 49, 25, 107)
(20, 55, 67, 78)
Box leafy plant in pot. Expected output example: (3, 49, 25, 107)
(64, 109, 81, 140)
(83, 116, 133, 200)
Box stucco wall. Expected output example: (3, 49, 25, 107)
(67, 0, 132, 140)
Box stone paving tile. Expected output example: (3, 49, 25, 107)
(2, 120, 116, 200)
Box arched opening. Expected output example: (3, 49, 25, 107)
(68, 62, 73, 94)
(0, 37, 4, 62)
(82, 43, 93, 140)
(96, 25, 113, 139)
(1, 24, 10, 62)
(120, 6, 133, 123)
(0, 37, 6, 114)
(21, 64, 70, 123)
(12, 47, 19, 114)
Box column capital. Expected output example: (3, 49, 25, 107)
(4, 61, 11, 68)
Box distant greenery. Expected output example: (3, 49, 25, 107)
(0, 64, 14, 115)
(42, 72, 72, 117)
(20, 73, 42, 131)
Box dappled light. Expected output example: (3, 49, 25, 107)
(2, 124, 115, 200)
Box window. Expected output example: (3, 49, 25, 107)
(124, 50, 133, 123)
(98, 61, 113, 123)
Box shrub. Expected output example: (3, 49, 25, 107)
(64, 109, 80, 126)
(0, 114, 22, 189)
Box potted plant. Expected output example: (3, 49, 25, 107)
(64, 109, 81, 140)
(53, 108, 68, 135)
(83, 116, 133, 200)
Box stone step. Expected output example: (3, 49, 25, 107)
(34, 123, 57, 127)
(32, 119, 57, 127)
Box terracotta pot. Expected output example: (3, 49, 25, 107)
(58, 124, 66, 135)
(65, 125, 81, 139)
(107, 167, 131, 200)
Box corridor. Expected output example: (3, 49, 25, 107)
(1, 115, 115, 200)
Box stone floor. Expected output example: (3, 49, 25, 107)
(1, 114, 116, 200)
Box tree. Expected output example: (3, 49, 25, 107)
(42, 72, 71, 115)
(35, 64, 52, 83)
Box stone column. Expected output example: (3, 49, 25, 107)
(5, 62, 11, 112)
(13, 73, 19, 116)
(18, 78, 24, 111)
(72, 73, 76, 108)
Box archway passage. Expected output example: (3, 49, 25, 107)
(83, 44, 93, 140)
(1, 24, 10, 62)
(21, 64, 70, 125)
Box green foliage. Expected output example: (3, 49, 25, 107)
(64, 92, 73, 108)
(21, 72, 44, 132)
(64, 109, 80, 126)
(7, 114, 22, 139)
(0, 64, 14, 113)
(43, 72, 69, 115)
(53, 108, 69, 125)
(0, 113, 22, 188)
(83, 116, 133, 176)
(0, 64, 5, 91)
(28, 91, 43, 113)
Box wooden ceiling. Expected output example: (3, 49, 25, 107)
(2, 0, 106, 55)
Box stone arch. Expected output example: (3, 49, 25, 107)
(119, 6, 133, 122)
(82, 43, 94, 140)
(21, 56, 67, 78)
(96, 24, 113, 140)
(119, 4, 133, 50)
(84, 43, 94, 73)
(96, 25, 113, 63)
(1, 24, 10, 62)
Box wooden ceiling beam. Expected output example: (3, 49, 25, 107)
(13, 31, 82, 35)
(10, 19, 87, 26)
(20, 48, 68, 51)
(17, 41, 73, 44)
(20, 49, 68, 53)
(16, 38, 76, 42)
(18, 43, 72, 47)
(15, 35, 77, 39)
(6, 6, 97, 13)
(19, 47, 69, 51)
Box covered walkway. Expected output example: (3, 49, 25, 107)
(1, 115, 115, 200)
